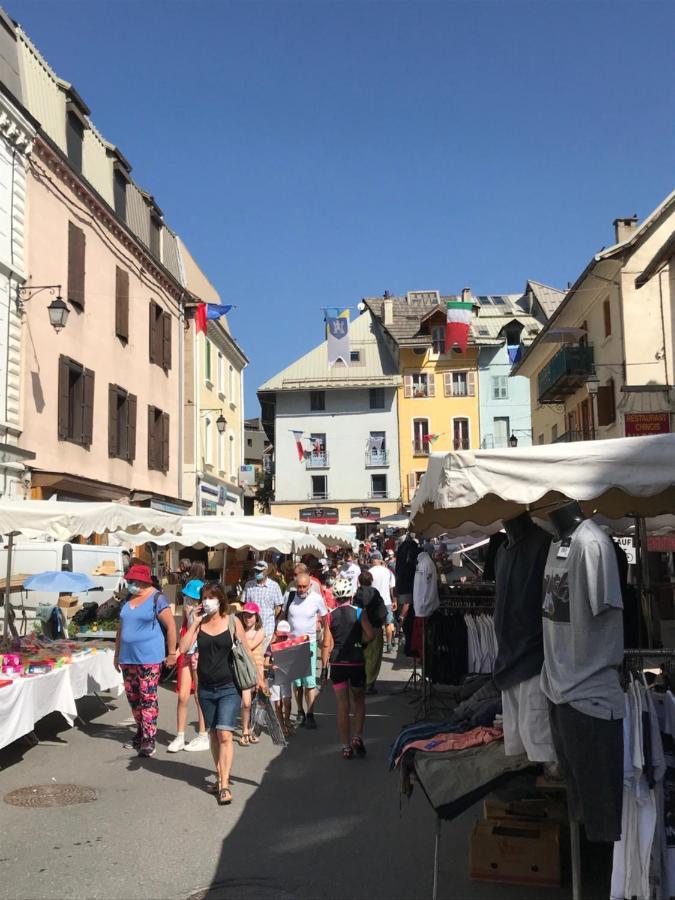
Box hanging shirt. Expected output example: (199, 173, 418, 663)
(413, 551, 439, 617)
(540, 518, 624, 720)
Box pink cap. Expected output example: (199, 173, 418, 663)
(242, 601, 260, 615)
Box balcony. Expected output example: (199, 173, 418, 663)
(412, 439, 430, 457)
(554, 429, 596, 443)
(305, 452, 329, 469)
(369, 489, 389, 500)
(365, 450, 389, 467)
(308, 491, 329, 501)
(537, 345, 595, 404)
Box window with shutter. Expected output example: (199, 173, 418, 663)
(162, 312, 172, 371)
(407, 472, 417, 499)
(467, 371, 476, 397)
(82, 368, 95, 447)
(149, 302, 157, 364)
(161, 412, 170, 472)
(596, 380, 616, 427)
(403, 375, 413, 399)
(108, 385, 119, 457)
(58, 355, 95, 447)
(127, 394, 137, 462)
(67, 222, 86, 310)
(603, 300, 612, 338)
(115, 268, 129, 342)
(427, 374, 435, 397)
(58, 356, 70, 440)
(66, 112, 84, 174)
(148, 406, 157, 470)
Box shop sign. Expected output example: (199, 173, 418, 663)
(647, 535, 675, 553)
(218, 486, 227, 505)
(201, 499, 218, 516)
(239, 465, 256, 486)
(299, 506, 339, 524)
(624, 412, 671, 437)
(350, 506, 381, 521)
(613, 536, 636, 565)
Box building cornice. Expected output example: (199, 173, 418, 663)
(0, 91, 34, 156)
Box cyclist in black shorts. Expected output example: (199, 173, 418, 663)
(321, 576, 375, 759)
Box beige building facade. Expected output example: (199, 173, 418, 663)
(514, 193, 675, 444)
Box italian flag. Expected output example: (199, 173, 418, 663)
(446, 300, 473, 354)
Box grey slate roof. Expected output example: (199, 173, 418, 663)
(527, 281, 566, 319)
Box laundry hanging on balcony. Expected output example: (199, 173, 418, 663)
(446, 300, 473, 353)
(366, 435, 385, 453)
(326, 311, 350, 367)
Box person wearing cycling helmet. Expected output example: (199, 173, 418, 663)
(321, 576, 375, 759)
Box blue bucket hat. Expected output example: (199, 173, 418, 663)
(182, 579, 204, 601)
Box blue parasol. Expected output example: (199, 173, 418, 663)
(23, 571, 99, 592)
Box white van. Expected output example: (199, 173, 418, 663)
(0, 540, 129, 631)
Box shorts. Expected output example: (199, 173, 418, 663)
(385, 609, 395, 626)
(330, 663, 366, 691)
(293, 640, 317, 689)
(198, 681, 240, 732)
(270, 679, 292, 701)
(397, 593, 413, 607)
(501, 673, 556, 763)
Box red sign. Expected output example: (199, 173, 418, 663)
(647, 535, 675, 553)
(299, 507, 339, 524)
(624, 412, 671, 437)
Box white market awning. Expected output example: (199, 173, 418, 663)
(410, 433, 675, 535)
(246, 514, 356, 548)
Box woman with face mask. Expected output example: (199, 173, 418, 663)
(179, 582, 266, 805)
(114, 564, 178, 758)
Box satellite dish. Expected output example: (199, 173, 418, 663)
(357, 302, 366, 312)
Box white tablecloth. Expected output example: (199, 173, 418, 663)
(0, 650, 123, 750)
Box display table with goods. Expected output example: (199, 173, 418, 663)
(406, 434, 675, 900)
(0, 636, 122, 751)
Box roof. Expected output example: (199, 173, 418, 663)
(258, 310, 400, 392)
(527, 281, 566, 318)
(635, 231, 675, 288)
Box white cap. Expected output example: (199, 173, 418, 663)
(276, 620, 291, 634)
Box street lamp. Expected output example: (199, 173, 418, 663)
(202, 408, 227, 433)
(509, 434, 518, 448)
(586, 370, 600, 397)
(17, 284, 69, 333)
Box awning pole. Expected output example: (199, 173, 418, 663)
(3, 532, 14, 638)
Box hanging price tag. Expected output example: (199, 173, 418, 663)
(556, 540, 571, 560)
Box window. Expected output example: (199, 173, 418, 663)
(505, 325, 522, 346)
(311, 474, 327, 499)
(369, 388, 385, 409)
(217, 352, 225, 395)
(370, 430, 386, 451)
(58, 355, 94, 447)
(113, 169, 127, 221)
(149, 300, 172, 370)
(371, 473, 388, 499)
(597, 378, 616, 426)
(493, 417, 510, 448)
(443, 370, 475, 397)
(453, 417, 470, 450)
(431, 325, 446, 354)
(407, 471, 425, 500)
(149, 213, 161, 259)
(247, 438, 252, 448)
(310, 390, 325, 411)
(350, 350, 361, 363)
(108, 384, 137, 461)
(204, 415, 213, 466)
(603, 299, 612, 338)
(551, 424, 558, 442)
(205, 340, 212, 384)
(492, 376, 508, 399)
(218, 429, 226, 473)
(66, 111, 84, 174)
(413, 418, 429, 454)
(67, 221, 86, 310)
(229, 434, 235, 476)
(404, 373, 434, 398)
(115, 267, 129, 342)
(228, 364, 234, 402)
(310, 432, 326, 459)
(148, 405, 170, 472)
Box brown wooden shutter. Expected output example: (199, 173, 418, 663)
(596, 381, 616, 426)
(67, 222, 85, 309)
(82, 368, 95, 446)
(149, 302, 157, 364)
(403, 375, 412, 398)
(127, 393, 137, 461)
(427, 374, 435, 397)
(115, 268, 129, 341)
(108, 384, 118, 457)
(467, 371, 476, 396)
(162, 312, 172, 370)
(443, 372, 452, 397)
(148, 406, 156, 469)
(58, 356, 70, 440)
(161, 412, 170, 472)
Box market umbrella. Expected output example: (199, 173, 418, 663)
(410, 433, 675, 535)
(23, 571, 99, 592)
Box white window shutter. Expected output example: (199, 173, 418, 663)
(407, 472, 417, 497)
(404, 375, 412, 398)
(443, 372, 452, 397)
(428, 374, 435, 397)
(468, 371, 476, 396)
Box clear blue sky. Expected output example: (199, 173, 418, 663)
(11, 1, 674, 414)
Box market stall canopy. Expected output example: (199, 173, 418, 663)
(115, 516, 325, 555)
(246, 514, 356, 548)
(0, 499, 182, 542)
(411, 433, 675, 536)
(379, 512, 410, 529)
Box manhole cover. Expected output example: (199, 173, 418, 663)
(4, 784, 97, 808)
(187, 880, 297, 900)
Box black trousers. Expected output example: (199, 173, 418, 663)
(547, 700, 623, 843)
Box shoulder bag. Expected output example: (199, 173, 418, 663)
(228, 615, 258, 691)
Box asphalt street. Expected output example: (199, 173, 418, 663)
(0, 653, 605, 900)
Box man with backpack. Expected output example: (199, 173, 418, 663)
(353, 571, 387, 694)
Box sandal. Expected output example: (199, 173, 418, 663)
(248, 732, 259, 744)
(217, 785, 232, 805)
(239, 732, 250, 746)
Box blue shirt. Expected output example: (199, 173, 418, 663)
(118, 592, 169, 665)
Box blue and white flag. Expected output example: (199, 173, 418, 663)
(327, 312, 350, 368)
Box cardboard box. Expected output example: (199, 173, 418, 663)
(469, 818, 560, 887)
(483, 797, 567, 825)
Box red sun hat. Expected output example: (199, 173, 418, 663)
(126, 564, 154, 585)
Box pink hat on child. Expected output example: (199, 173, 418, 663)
(242, 601, 260, 615)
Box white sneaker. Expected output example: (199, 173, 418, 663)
(167, 734, 185, 753)
(184, 733, 210, 752)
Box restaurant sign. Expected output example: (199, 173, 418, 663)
(624, 412, 670, 437)
(299, 506, 339, 524)
(350, 506, 381, 521)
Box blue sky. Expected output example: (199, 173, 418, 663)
(11, 1, 674, 414)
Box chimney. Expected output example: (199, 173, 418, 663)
(613, 215, 638, 244)
(461, 287, 472, 303)
(384, 298, 394, 326)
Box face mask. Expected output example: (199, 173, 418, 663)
(255, 572, 265, 582)
(202, 598, 219, 616)
(128, 584, 142, 596)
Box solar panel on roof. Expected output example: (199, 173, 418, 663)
(492, 296, 506, 305)
(478, 297, 492, 306)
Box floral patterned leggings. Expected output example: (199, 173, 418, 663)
(121, 664, 161, 750)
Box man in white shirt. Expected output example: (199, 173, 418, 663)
(369, 551, 396, 652)
(339, 550, 361, 596)
(283, 573, 328, 729)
